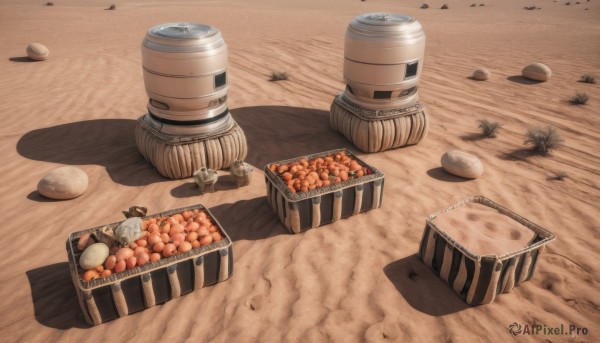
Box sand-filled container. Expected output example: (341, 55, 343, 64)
(136, 22, 248, 178)
(418, 196, 555, 305)
(264, 148, 384, 234)
(330, 13, 429, 153)
(66, 204, 233, 326)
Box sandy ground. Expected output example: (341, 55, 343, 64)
(1, 0, 599, 342)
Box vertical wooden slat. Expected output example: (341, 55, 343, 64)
(517, 251, 533, 285)
(167, 264, 181, 298)
(289, 202, 301, 234)
(142, 273, 156, 307)
(423, 229, 436, 267)
(111, 282, 129, 317)
(466, 260, 482, 304)
(353, 184, 363, 215)
(502, 258, 517, 293)
(452, 256, 468, 295)
(276, 192, 285, 225)
(372, 179, 382, 209)
(332, 191, 343, 222)
(219, 249, 229, 282)
(481, 260, 503, 304)
(194, 256, 205, 290)
(311, 196, 321, 228)
(83, 290, 102, 326)
(439, 245, 454, 282)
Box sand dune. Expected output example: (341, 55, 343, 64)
(1, 0, 599, 341)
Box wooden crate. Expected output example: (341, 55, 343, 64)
(418, 196, 556, 305)
(264, 148, 384, 234)
(66, 204, 233, 325)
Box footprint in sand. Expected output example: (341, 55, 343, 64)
(485, 222, 498, 232)
(466, 213, 479, 221)
(510, 230, 522, 240)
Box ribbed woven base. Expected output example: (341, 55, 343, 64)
(135, 115, 248, 179)
(330, 94, 429, 153)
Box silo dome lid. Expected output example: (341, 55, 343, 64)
(143, 22, 224, 52)
(351, 13, 421, 32)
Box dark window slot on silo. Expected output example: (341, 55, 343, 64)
(214, 72, 227, 89)
(374, 91, 393, 99)
(405, 61, 418, 78)
(399, 86, 417, 97)
(346, 85, 354, 94)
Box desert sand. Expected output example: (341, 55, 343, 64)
(1, 0, 599, 342)
(431, 202, 537, 257)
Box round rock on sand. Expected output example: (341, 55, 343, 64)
(521, 63, 551, 82)
(26, 43, 49, 61)
(441, 150, 484, 179)
(37, 166, 88, 199)
(472, 67, 491, 81)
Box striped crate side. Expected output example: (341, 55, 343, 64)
(417, 196, 555, 305)
(67, 204, 234, 326)
(264, 149, 384, 234)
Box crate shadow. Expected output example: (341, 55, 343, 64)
(230, 106, 354, 168)
(209, 196, 288, 241)
(26, 263, 89, 329)
(384, 254, 470, 316)
(16, 118, 166, 187)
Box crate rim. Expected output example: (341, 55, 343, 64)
(66, 203, 233, 291)
(425, 195, 556, 262)
(263, 147, 385, 203)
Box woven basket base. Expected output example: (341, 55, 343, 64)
(330, 96, 429, 153)
(135, 115, 248, 179)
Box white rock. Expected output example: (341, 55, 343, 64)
(37, 166, 88, 200)
(79, 243, 109, 270)
(441, 150, 484, 179)
(522, 63, 551, 82)
(26, 43, 49, 61)
(472, 67, 491, 81)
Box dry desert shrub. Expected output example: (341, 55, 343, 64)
(441, 4, 449, 9)
(470, 3, 477, 7)
(45, 1, 54, 5)
(270, 71, 289, 81)
(524, 126, 563, 154)
(107, 4, 116, 10)
(421, 3, 429, 8)
(580, 74, 596, 84)
(570, 91, 589, 104)
(477, 119, 502, 138)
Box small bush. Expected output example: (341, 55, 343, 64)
(270, 71, 289, 81)
(470, 3, 477, 7)
(107, 4, 116, 10)
(524, 126, 563, 154)
(524, 6, 536, 10)
(580, 74, 596, 84)
(45, 1, 54, 5)
(479, 3, 485, 6)
(570, 91, 589, 105)
(565, 1, 570, 5)
(421, 3, 429, 8)
(553, 171, 568, 180)
(441, 4, 449, 9)
(477, 119, 502, 138)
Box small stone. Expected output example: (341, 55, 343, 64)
(441, 150, 484, 179)
(37, 166, 88, 200)
(26, 43, 49, 61)
(79, 243, 109, 270)
(522, 63, 551, 82)
(472, 67, 491, 81)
